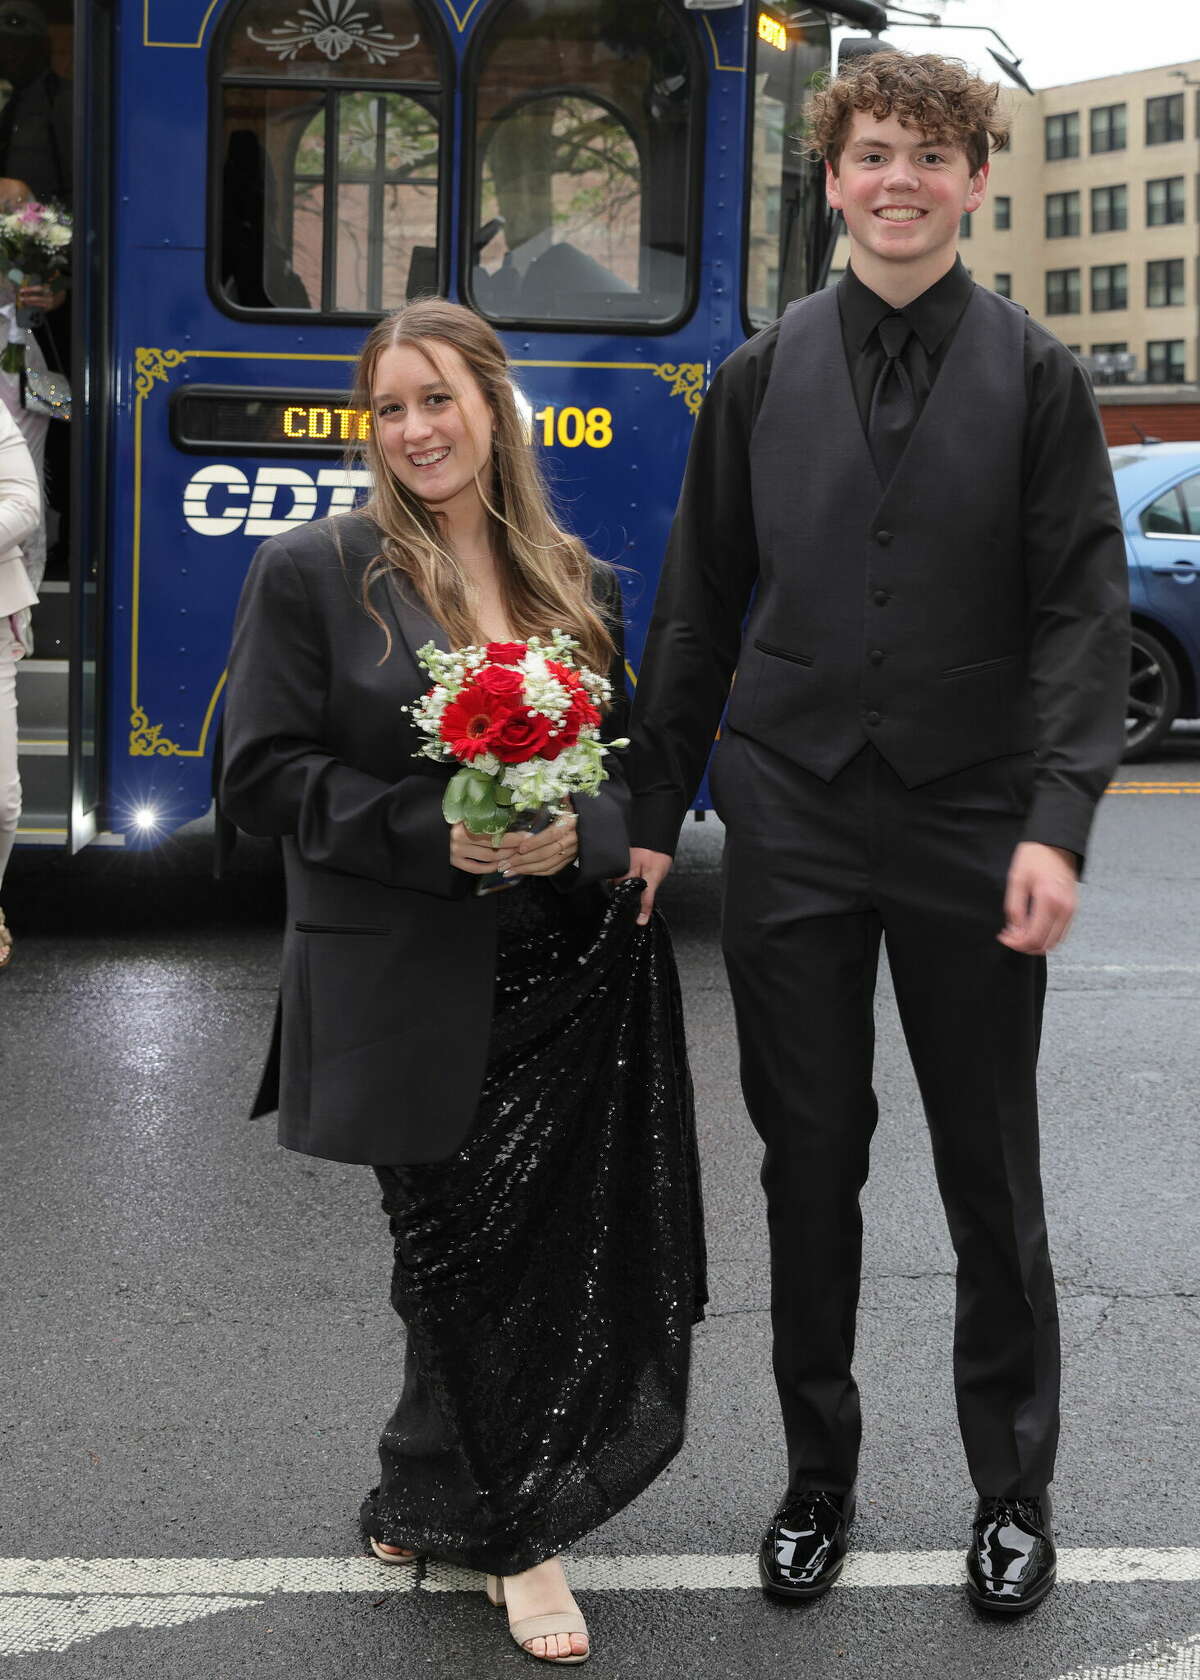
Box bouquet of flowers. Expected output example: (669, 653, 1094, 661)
(409, 631, 626, 841)
(0, 200, 72, 374)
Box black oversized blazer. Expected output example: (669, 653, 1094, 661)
(219, 512, 632, 1166)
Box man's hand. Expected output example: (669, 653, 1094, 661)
(998, 842, 1079, 956)
(623, 847, 673, 926)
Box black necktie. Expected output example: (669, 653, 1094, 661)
(867, 314, 916, 484)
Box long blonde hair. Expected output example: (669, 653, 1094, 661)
(348, 298, 615, 675)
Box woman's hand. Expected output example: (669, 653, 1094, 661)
(451, 821, 523, 876)
(17, 280, 66, 313)
(502, 812, 579, 878)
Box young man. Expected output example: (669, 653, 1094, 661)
(626, 53, 1129, 1615)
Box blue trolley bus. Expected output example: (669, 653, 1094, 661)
(12, 0, 849, 850)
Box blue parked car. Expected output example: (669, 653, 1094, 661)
(1110, 442, 1200, 760)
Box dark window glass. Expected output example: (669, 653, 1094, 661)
(1140, 487, 1187, 535)
(1146, 92, 1184, 145)
(1045, 111, 1079, 161)
(994, 195, 1011, 231)
(1045, 190, 1080, 238)
(1091, 264, 1127, 312)
(1147, 258, 1185, 308)
(1147, 339, 1186, 383)
(1178, 474, 1200, 534)
(1045, 268, 1080, 315)
(1091, 184, 1127, 233)
(1147, 176, 1185, 226)
(994, 272, 1011, 298)
(215, 0, 443, 315)
(745, 11, 832, 329)
(1089, 103, 1126, 152)
(959, 211, 972, 239)
(468, 0, 702, 328)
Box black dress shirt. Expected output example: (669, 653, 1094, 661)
(839, 257, 975, 435)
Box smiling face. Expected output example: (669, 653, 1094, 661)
(371, 339, 495, 519)
(826, 109, 988, 293)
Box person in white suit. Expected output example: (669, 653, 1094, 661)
(0, 399, 43, 966)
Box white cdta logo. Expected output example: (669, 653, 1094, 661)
(182, 465, 372, 536)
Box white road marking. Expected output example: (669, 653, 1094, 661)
(0, 1553, 1196, 1658)
(1052, 1632, 1200, 1680)
(0, 1595, 260, 1657)
(1, 1547, 1196, 1598)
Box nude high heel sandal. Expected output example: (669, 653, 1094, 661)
(485, 1574, 590, 1666)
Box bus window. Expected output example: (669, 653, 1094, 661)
(468, 0, 698, 329)
(745, 8, 830, 330)
(214, 0, 445, 315)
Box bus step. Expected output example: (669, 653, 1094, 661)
(14, 658, 69, 731)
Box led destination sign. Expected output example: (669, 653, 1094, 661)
(170, 386, 372, 457)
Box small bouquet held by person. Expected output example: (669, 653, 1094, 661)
(410, 632, 626, 891)
(0, 200, 72, 373)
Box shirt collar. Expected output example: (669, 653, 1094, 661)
(837, 257, 974, 355)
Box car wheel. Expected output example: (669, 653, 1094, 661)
(1124, 625, 1181, 761)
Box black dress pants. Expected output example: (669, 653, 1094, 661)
(712, 735, 1059, 1500)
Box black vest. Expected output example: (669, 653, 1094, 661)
(726, 283, 1036, 786)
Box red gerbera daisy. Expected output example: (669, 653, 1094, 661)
(438, 683, 517, 761)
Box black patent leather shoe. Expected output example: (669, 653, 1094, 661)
(759, 1486, 856, 1601)
(966, 1492, 1056, 1615)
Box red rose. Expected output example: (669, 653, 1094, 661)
(486, 641, 527, 666)
(475, 664, 525, 699)
(489, 707, 553, 764)
(439, 683, 518, 761)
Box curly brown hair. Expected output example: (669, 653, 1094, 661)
(807, 52, 1010, 175)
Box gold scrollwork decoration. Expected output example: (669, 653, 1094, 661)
(130, 706, 183, 757)
(134, 347, 187, 400)
(652, 363, 706, 416)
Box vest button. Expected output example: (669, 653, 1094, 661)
(865, 709, 882, 726)
(869, 649, 886, 665)
(875, 529, 893, 545)
(872, 589, 889, 606)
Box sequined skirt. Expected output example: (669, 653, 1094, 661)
(361, 877, 706, 1575)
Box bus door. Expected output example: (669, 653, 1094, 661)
(2, 0, 104, 850)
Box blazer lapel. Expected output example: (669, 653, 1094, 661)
(382, 566, 450, 683)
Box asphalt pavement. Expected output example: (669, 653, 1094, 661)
(1, 733, 1197, 1680)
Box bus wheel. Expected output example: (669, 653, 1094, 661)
(1123, 624, 1180, 761)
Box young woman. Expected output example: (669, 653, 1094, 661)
(220, 299, 705, 1665)
(0, 398, 43, 967)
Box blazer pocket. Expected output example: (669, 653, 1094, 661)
(294, 921, 390, 936)
(753, 638, 814, 667)
(939, 654, 1018, 680)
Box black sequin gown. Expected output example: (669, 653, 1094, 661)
(360, 877, 706, 1576)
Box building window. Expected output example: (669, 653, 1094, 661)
(994, 272, 1011, 299)
(1091, 264, 1128, 312)
(1147, 339, 1186, 384)
(1089, 103, 1126, 152)
(1145, 92, 1184, 145)
(469, 0, 702, 328)
(1089, 342, 1132, 385)
(1045, 111, 1079, 161)
(1045, 190, 1080, 238)
(1045, 269, 1081, 316)
(1147, 176, 1186, 227)
(994, 195, 1011, 231)
(1091, 184, 1127, 233)
(1147, 258, 1186, 308)
(213, 0, 447, 316)
(959, 211, 972, 239)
